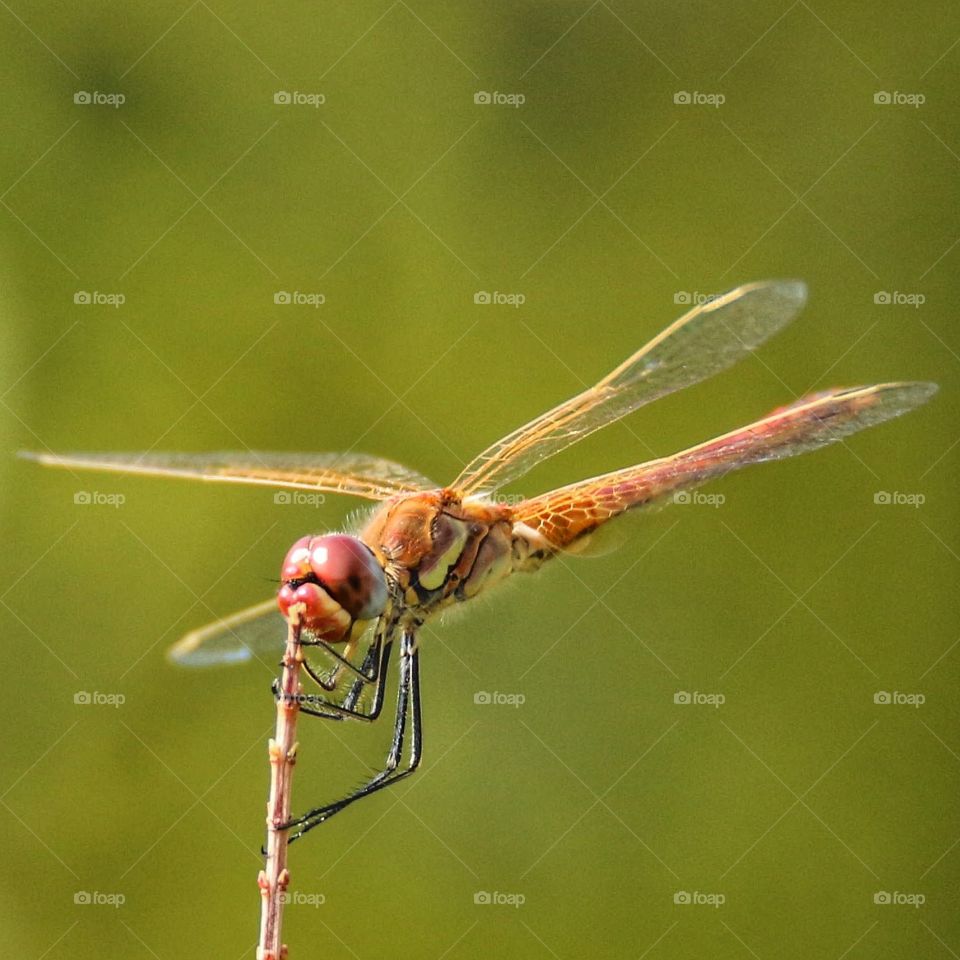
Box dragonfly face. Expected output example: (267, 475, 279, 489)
(277, 533, 387, 643)
(21, 279, 938, 840)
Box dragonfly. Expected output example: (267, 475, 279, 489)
(24, 280, 936, 840)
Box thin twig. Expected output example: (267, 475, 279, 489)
(257, 610, 303, 960)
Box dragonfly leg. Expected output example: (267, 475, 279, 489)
(273, 639, 393, 722)
(300, 631, 384, 689)
(300, 632, 382, 695)
(283, 629, 422, 841)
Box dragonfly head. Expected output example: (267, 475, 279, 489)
(277, 533, 387, 643)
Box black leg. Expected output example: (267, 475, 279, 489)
(273, 640, 393, 723)
(336, 637, 383, 711)
(301, 630, 384, 690)
(284, 629, 422, 841)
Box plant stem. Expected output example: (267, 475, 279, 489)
(257, 611, 303, 960)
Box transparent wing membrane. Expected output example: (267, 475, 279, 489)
(452, 280, 808, 494)
(20, 450, 433, 501)
(515, 381, 938, 549)
(167, 599, 283, 667)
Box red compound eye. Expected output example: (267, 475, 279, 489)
(306, 534, 387, 620)
(280, 535, 313, 582)
(277, 534, 387, 642)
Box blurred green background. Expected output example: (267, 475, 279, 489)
(1, 2, 958, 957)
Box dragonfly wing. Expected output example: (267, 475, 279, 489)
(515, 381, 937, 550)
(168, 599, 284, 667)
(453, 280, 808, 495)
(20, 450, 434, 501)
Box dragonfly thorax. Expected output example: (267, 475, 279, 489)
(359, 490, 521, 614)
(277, 534, 388, 643)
